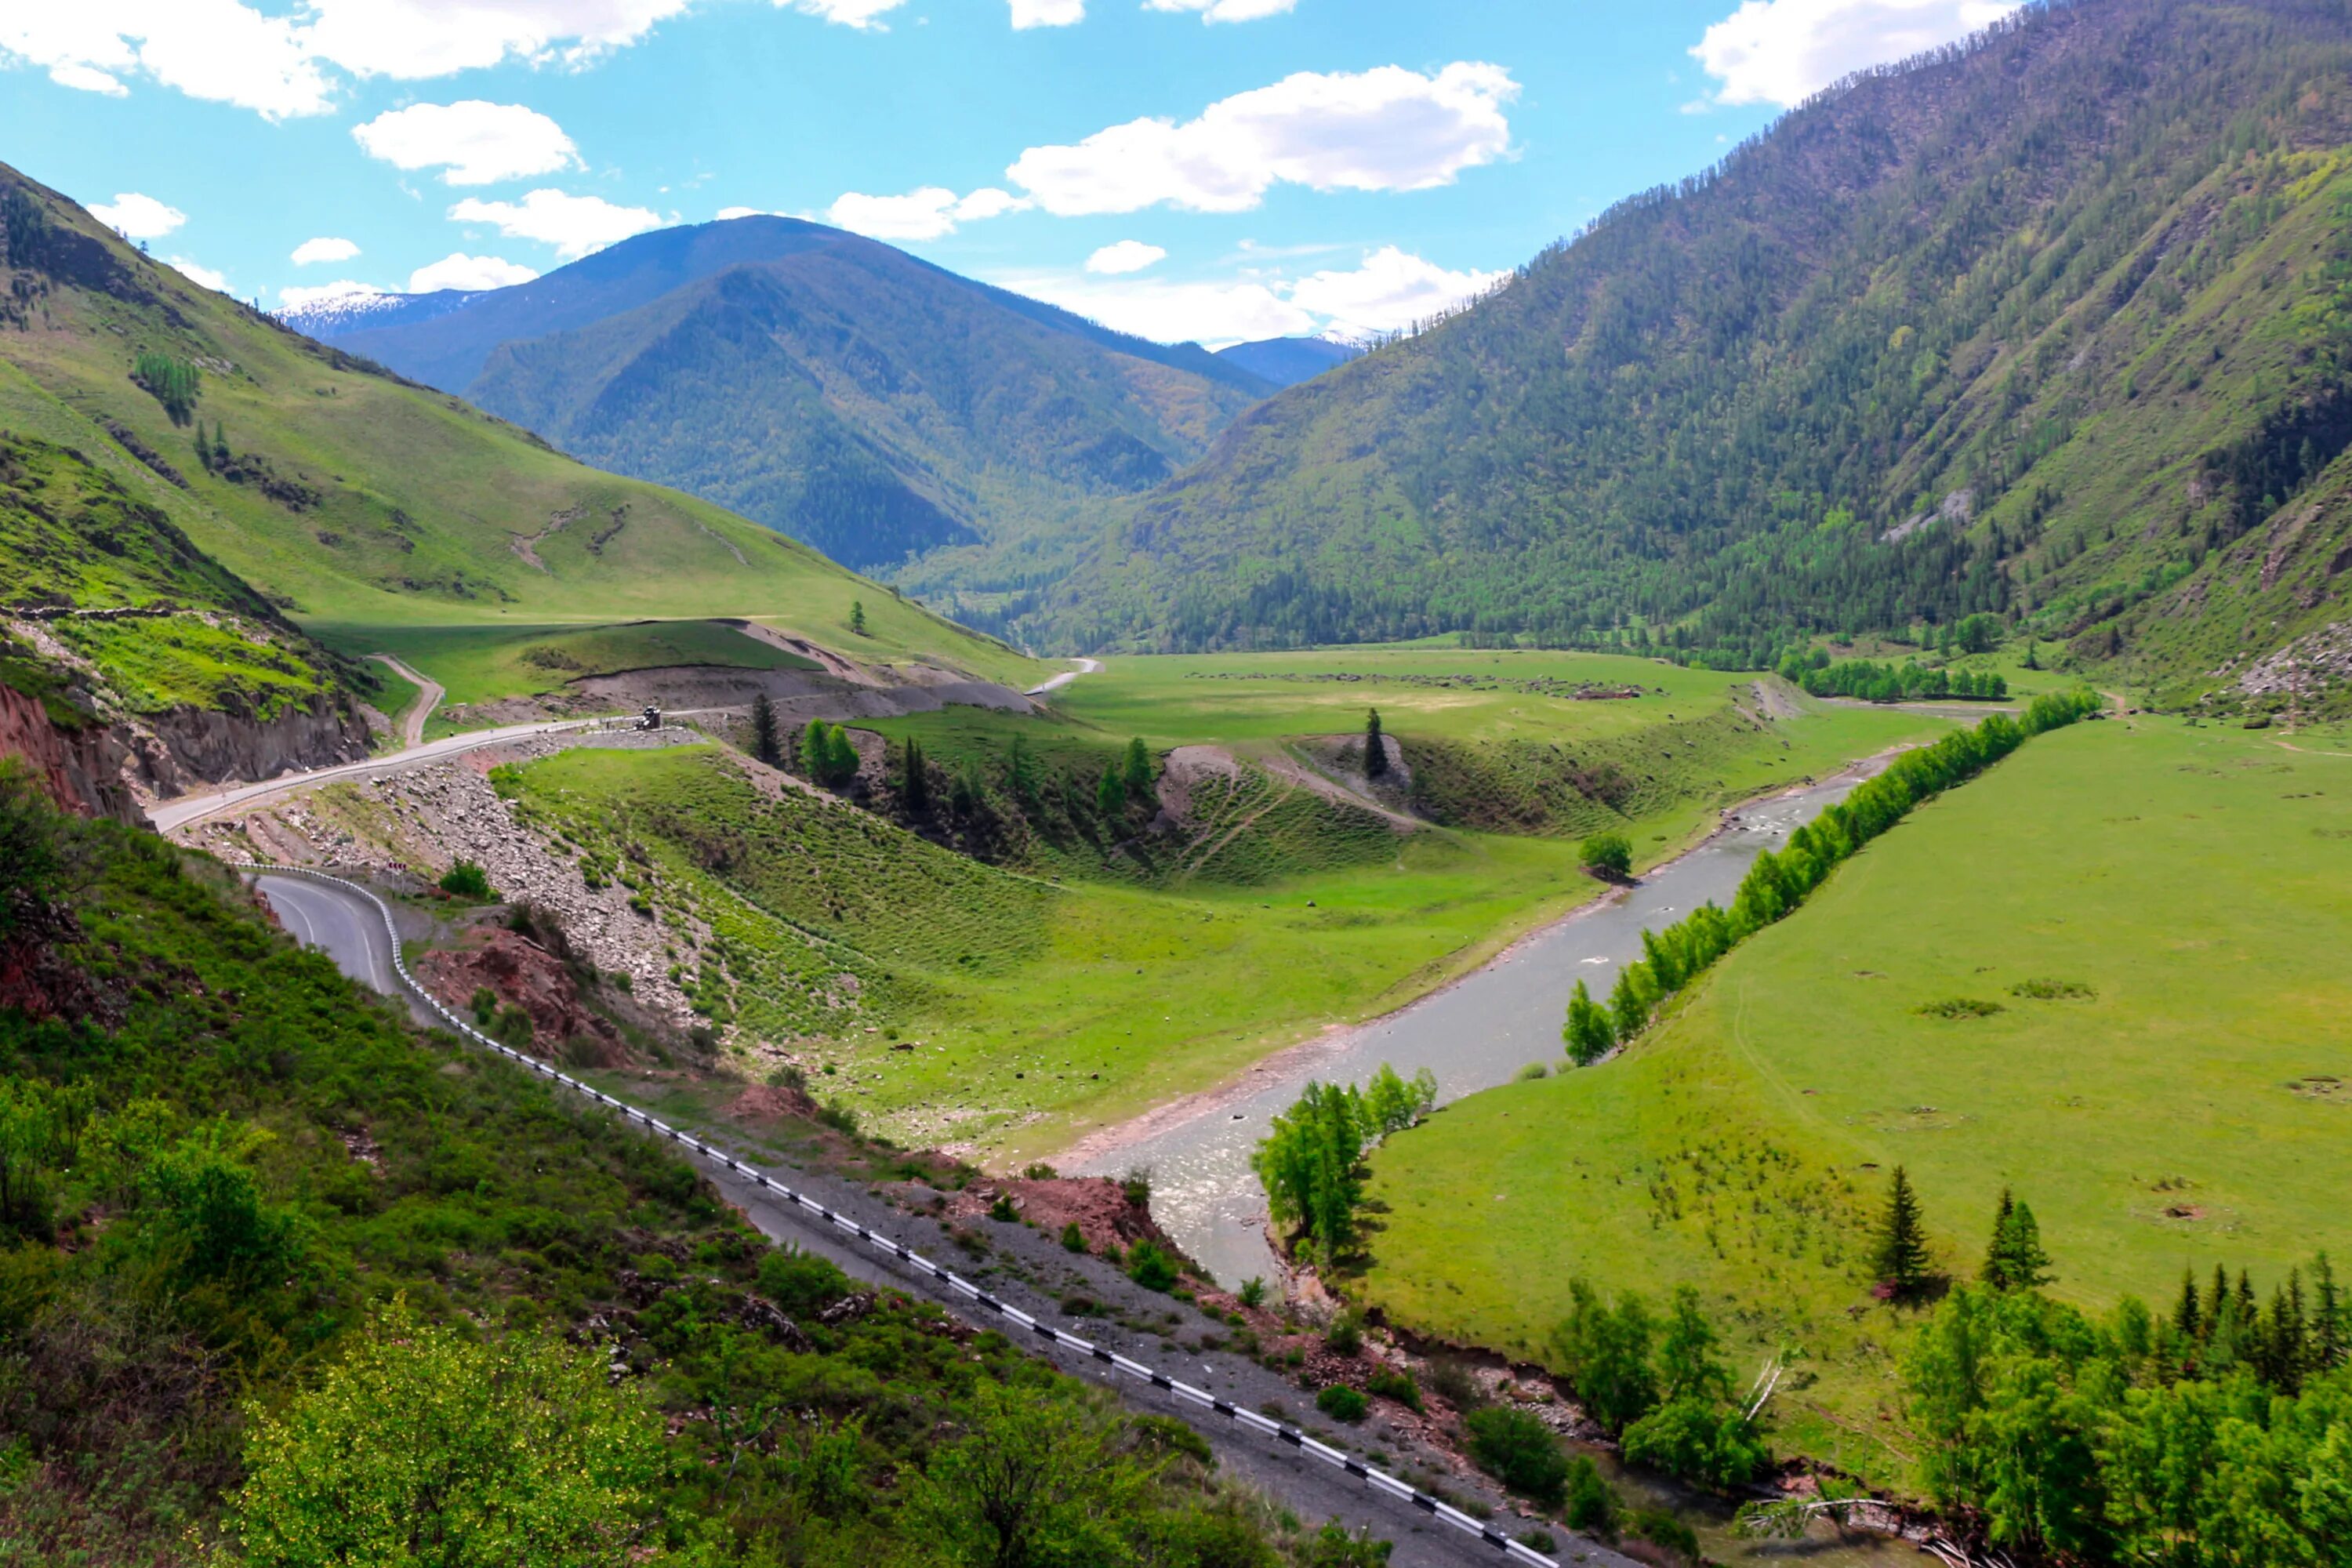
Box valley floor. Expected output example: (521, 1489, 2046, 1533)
(1354, 715, 2352, 1489)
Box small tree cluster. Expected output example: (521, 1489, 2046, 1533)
(899, 736, 930, 811)
(800, 720, 859, 788)
(1579, 829, 1633, 879)
(1550, 1280, 1769, 1489)
(132, 349, 200, 424)
(1250, 1063, 1436, 1266)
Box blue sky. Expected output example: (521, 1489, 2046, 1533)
(0, 0, 2014, 346)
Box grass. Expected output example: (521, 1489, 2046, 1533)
(51, 614, 332, 720)
(1355, 717, 2352, 1490)
(0, 177, 1036, 691)
(359, 655, 423, 746)
(318, 619, 820, 728)
(501, 650, 1948, 1166)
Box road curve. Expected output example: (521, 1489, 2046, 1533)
(243, 862, 1590, 1568)
(148, 715, 608, 833)
(368, 654, 444, 750)
(255, 873, 402, 996)
(1025, 656, 1103, 698)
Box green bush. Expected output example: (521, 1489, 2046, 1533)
(1580, 830, 1634, 878)
(1323, 1311, 1363, 1357)
(756, 1246, 851, 1317)
(1236, 1276, 1267, 1309)
(1060, 1221, 1086, 1252)
(1464, 1406, 1569, 1504)
(438, 861, 493, 899)
(1365, 1366, 1421, 1411)
(1564, 1456, 1620, 1539)
(1125, 1240, 1178, 1292)
(1315, 1385, 1369, 1424)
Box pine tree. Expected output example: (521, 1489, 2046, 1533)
(1005, 734, 1040, 804)
(848, 601, 868, 636)
(1096, 763, 1126, 819)
(2313, 1253, 2347, 1369)
(749, 693, 780, 768)
(1983, 1190, 2053, 1290)
(1122, 737, 1152, 801)
(1871, 1166, 1931, 1298)
(1364, 708, 1388, 778)
(901, 737, 928, 810)
(2175, 1265, 2202, 1343)
(1563, 980, 1615, 1066)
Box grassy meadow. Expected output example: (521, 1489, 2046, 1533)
(499, 650, 1948, 1165)
(1355, 717, 2352, 1488)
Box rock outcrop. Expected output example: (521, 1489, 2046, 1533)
(131, 697, 372, 798)
(0, 682, 136, 821)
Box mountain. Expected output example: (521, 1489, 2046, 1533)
(1023, 0, 2352, 708)
(0, 160, 1028, 807)
(289, 216, 1274, 575)
(1214, 336, 1363, 389)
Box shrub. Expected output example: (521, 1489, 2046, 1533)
(438, 861, 493, 899)
(468, 987, 496, 1024)
(1366, 1366, 1421, 1411)
(2010, 978, 2096, 1000)
(988, 1193, 1018, 1222)
(1916, 996, 2005, 1019)
(1515, 1061, 1552, 1082)
(1564, 1455, 1620, 1538)
(1316, 1385, 1369, 1424)
(1125, 1240, 1178, 1292)
(1060, 1221, 1086, 1252)
(1323, 1311, 1363, 1357)
(1464, 1406, 1569, 1504)
(757, 1246, 851, 1316)
(1580, 830, 1633, 878)
(1632, 1508, 1700, 1563)
(1237, 1276, 1268, 1309)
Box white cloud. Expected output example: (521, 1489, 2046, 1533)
(1, 2, 695, 118)
(1009, 0, 1084, 26)
(1086, 240, 1166, 275)
(278, 279, 387, 310)
(409, 252, 540, 292)
(790, 0, 908, 27)
(352, 100, 579, 186)
(291, 236, 361, 266)
(1692, 0, 2018, 107)
(1287, 245, 1502, 339)
(49, 62, 127, 94)
(1006, 62, 1517, 216)
(87, 191, 185, 239)
(447, 189, 663, 259)
(167, 256, 227, 291)
(1002, 244, 1501, 348)
(1144, 0, 1297, 21)
(299, 0, 693, 80)
(1, 3, 335, 118)
(823, 186, 1029, 241)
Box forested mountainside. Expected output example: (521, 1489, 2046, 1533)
(0, 163, 1018, 804)
(291, 216, 1272, 575)
(1022, 0, 2352, 706)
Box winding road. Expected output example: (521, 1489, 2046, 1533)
(368, 654, 444, 750)
(248, 863, 1610, 1568)
(1025, 656, 1103, 698)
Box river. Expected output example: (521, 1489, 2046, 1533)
(1071, 765, 1882, 1291)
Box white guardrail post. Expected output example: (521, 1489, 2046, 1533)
(232, 861, 1559, 1568)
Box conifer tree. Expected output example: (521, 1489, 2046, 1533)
(1096, 763, 1126, 819)
(1563, 980, 1615, 1066)
(750, 694, 780, 768)
(1005, 734, 1040, 804)
(848, 600, 868, 636)
(1871, 1166, 1931, 1298)
(2314, 1253, 2346, 1369)
(1983, 1188, 2053, 1290)
(901, 737, 928, 810)
(1122, 737, 1152, 801)
(2175, 1265, 2203, 1343)
(1364, 708, 1388, 777)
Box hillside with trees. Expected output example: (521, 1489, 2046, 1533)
(1018, 0, 2352, 711)
(292, 216, 1273, 579)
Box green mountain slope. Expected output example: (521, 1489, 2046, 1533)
(1022, 0, 2352, 706)
(293, 215, 1271, 586)
(0, 164, 1029, 689)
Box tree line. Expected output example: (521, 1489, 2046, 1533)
(131, 350, 198, 425)
(1783, 652, 2010, 702)
(1566, 689, 2100, 1062)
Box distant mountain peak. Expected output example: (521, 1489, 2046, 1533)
(1214, 334, 1365, 390)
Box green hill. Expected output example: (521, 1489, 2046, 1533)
(0, 163, 1030, 692)
(294, 214, 1271, 586)
(1019, 0, 2352, 710)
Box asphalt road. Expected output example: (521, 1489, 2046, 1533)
(253, 868, 1621, 1568)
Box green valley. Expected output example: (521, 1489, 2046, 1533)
(1356, 716, 2352, 1486)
